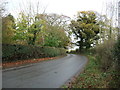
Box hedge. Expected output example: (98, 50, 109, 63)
(114, 38, 120, 61)
(113, 37, 120, 70)
(2, 44, 66, 63)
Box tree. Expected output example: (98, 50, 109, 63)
(14, 12, 29, 44)
(27, 15, 45, 45)
(1, 1, 8, 44)
(103, 1, 118, 39)
(97, 14, 111, 43)
(2, 14, 15, 44)
(0, 0, 7, 17)
(14, 12, 45, 45)
(35, 13, 70, 48)
(70, 11, 100, 52)
(43, 25, 70, 48)
(13, 1, 46, 45)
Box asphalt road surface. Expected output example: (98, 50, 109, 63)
(2, 54, 88, 88)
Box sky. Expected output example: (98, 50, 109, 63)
(5, 0, 118, 18)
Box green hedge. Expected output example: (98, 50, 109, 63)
(113, 38, 120, 61)
(113, 37, 120, 70)
(2, 44, 66, 63)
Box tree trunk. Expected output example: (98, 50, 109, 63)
(32, 31, 37, 45)
(79, 39, 83, 52)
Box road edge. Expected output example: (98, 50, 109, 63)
(2, 55, 67, 72)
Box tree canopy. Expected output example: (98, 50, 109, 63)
(70, 11, 100, 51)
(2, 12, 70, 48)
(2, 14, 15, 44)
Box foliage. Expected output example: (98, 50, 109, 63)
(34, 13, 70, 48)
(2, 44, 66, 63)
(43, 25, 70, 48)
(2, 13, 69, 63)
(2, 14, 15, 44)
(14, 12, 28, 42)
(116, 37, 120, 51)
(63, 52, 120, 88)
(27, 14, 48, 45)
(62, 36, 120, 88)
(63, 54, 109, 88)
(95, 39, 115, 71)
(92, 37, 120, 87)
(70, 11, 100, 52)
(113, 37, 120, 67)
(13, 12, 45, 45)
(13, 12, 70, 48)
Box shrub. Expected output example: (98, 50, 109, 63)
(95, 39, 115, 71)
(108, 37, 120, 88)
(94, 38, 120, 88)
(2, 44, 66, 63)
(113, 37, 120, 69)
(106, 37, 120, 88)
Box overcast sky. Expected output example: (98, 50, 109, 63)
(6, 0, 118, 18)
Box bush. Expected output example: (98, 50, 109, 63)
(113, 37, 120, 69)
(95, 39, 115, 71)
(2, 44, 66, 63)
(109, 37, 120, 88)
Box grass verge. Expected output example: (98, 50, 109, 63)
(62, 53, 119, 88)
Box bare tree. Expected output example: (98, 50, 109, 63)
(0, 0, 7, 17)
(105, 0, 118, 39)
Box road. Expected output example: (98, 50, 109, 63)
(2, 54, 88, 88)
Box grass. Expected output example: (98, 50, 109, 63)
(62, 52, 119, 88)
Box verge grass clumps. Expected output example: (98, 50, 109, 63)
(95, 38, 120, 88)
(95, 39, 115, 72)
(64, 53, 111, 88)
(63, 39, 120, 88)
(109, 37, 120, 88)
(63, 52, 119, 88)
(113, 37, 120, 69)
(2, 44, 66, 63)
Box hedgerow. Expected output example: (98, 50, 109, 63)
(2, 44, 66, 63)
